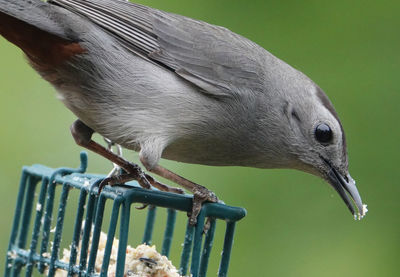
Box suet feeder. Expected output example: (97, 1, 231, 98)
(5, 152, 246, 277)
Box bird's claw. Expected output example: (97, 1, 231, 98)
(135, 203, 149, 210)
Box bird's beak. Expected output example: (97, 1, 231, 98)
(324, 160, 367, 220)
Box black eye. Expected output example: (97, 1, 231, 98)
(315, 123, 333, 144)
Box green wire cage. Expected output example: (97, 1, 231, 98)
(4, 152, 246, 277)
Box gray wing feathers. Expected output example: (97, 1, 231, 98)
(151, 10, 267, 95)
(0, 0, 70, 40)
(50, 0, 267, 96)
(50, 0, 157, 60)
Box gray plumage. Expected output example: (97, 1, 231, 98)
(0, 0, 367, 218)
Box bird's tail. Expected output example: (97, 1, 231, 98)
(0, 0, 84, 67)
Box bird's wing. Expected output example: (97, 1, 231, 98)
(49, 0, 267, 97)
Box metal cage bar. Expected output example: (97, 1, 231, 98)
(18, 175, 39, 250)
(116, 201, 131, 277)
(100, 198, 122, 277)
(68, 189, 87, 276)
(142, 205, 156, 245)
(4, 152, 246, 277)
(179, 222, 194, 275)
(218, 222, 237, 277)
(26, 177, 49, 276)
(162, 208, 177, 257)
(47, 183, 70, 276)
(87, 193, 107, 275)
(38, 175, 57, 273)
(199, 219, 217, 277)
(5, 172, 29, 276)
(78, 190, 97, 273)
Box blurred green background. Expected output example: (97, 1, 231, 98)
(0, 0, 399, 276)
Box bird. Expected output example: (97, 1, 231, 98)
(0, 0, 367, 224)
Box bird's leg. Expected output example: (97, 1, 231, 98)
(71, 119, 213, 225)
(70, 119, 184, 195)
(104, 138, 123, 178)
(144, 174, 185, 194)
(144, 164, 219, 225)
(70, 119, 151, 191)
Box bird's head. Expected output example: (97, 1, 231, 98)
(277, 84, 367, 220)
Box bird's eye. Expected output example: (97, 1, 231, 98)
(315, 123, 333, 144)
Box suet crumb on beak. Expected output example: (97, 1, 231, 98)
(354, 204, 368, 221)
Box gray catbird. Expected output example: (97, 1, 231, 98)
(0, 0, 367, 224)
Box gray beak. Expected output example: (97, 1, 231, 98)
(324, 161, 367, 220)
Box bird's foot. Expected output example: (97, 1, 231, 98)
(99, 162, 151, 192)
(99, 163, 185, 196)
(189, 185, 219, 226)
(99, 162, 152, 209)
(142, 164, 220, 226)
